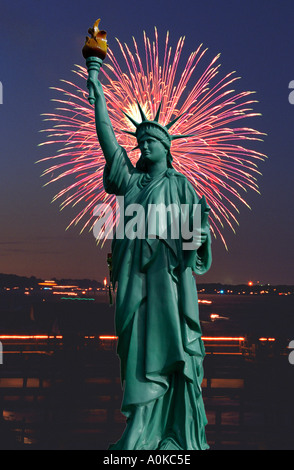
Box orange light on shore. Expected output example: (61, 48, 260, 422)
(0, 335, 246, 342)
(0, 335, 63, 340)
(99, 335, 118, 340)
(103, 278, 107, 287)
(259, 337, 276, 342)
(53, 291, 78, 296)
(38, 281, 57, 286)
(202, 337, 245, 341)
(53, 285, 78, 289)
(248, 281, 253, 286)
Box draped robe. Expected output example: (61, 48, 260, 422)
(103, 146, 212, 450)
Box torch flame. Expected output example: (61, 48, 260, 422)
(82, 18, 108, 60)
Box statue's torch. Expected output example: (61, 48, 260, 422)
(82, 19, 108, 105)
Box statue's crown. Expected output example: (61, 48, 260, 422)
(122, 101, 193, 150)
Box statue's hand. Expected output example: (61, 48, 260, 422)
(194, 231, 208, 248)
(87, 76, 102, 104)
(201, 232, 208, 244)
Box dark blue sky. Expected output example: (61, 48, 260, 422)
(0, 0, 293, 284)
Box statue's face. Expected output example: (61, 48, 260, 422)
(138, 135, 167, 163)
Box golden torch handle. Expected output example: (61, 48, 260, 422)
(86, 57, 103, 105)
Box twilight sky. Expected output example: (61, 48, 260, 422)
(0, 0, 293, 285)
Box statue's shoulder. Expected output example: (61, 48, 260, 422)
(167, 169, 200, 201)
(166, 169, 191, 186)
(166, 168, 186, 180)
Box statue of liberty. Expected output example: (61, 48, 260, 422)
(83, 21, 212, 450)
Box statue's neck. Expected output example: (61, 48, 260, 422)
(146, 159, 168, 177)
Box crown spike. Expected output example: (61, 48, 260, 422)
(165, 112, 185, 130)
(170, 134, 194, 141)
(154, 100, 162, 122)
(136, 100, 148, 122)
(122, 111, 140, 128)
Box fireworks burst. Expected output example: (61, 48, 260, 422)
(38, 28, 266, 249)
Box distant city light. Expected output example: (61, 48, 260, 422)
(54, 285, 78, 289)
(53, 291, 78, 296)
(38, 281, 57, 286)
(202, 337, 245, 341)
(248, 281, 253, 286)
(0, 335, 246, 342)
(99, 335, 118, 340)
(0, 335, 63, 340)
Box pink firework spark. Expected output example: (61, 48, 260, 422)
(38, 28, 266, 249)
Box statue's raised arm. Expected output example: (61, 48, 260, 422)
(87, 70, 119, 166)
(82, 19, 119, 166)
